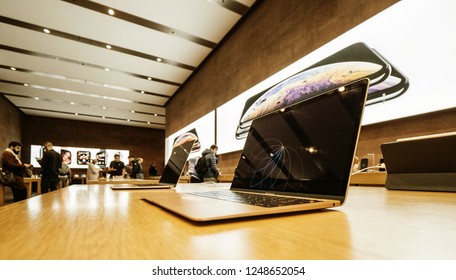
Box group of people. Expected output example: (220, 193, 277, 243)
(87, 154, 149, 180)
(1, 141, 62, 202)
(2, 139, 221, 203)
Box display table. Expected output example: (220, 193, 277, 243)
(87, 178, 160, 185)
(218, 174, 234, 182)
(1, 183, 456, 259)
(349, 172, 387, 186)
(0, 184, 4, 206)
(71, 176, 86, 184)
(1, 177, 42, 206)
(24, 177, 41, 198)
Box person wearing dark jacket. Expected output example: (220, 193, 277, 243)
(1, 141, 32, 202)
(131, 157, 144, 179)
(39, 141, 62, 193)
(201, 144, 219, 182)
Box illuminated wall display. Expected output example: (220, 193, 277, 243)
(167, 0, 456, 156)
(30, 145, 129, 169)
(165, 111, 215, 161)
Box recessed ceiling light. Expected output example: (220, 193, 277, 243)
(43, 28, 51, 34)
(10, 67, 16, 71)
(147, 121, 151, 124)
(131, 110, 135, 113)
(75, 113, 78, 115)
(70, 102, 75, 105)
(102, 116, 106, 119)
(154, 113, 158, 116)
(338, 86, 346, 92)
(140, 90, 144, 94)
(127, 119, 130, 122)
(24, 83, 28, 87)
(108, 9, 115, 15)
(102, 106, 107, 109)
(106, 44, 112, 49)
(156, 58, 162, 62)
(147, 77, 152, 81)
(104, 84, 108, 87)
(34, 97, 39, 100)
(104, 67, 110, 71)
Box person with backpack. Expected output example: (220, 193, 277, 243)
(195, 144, 219, 182)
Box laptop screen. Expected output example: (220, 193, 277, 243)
(231, 79, 369, 201)
(159, 139, 194, 184)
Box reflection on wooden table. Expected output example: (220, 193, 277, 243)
(1, 183, 456, 259)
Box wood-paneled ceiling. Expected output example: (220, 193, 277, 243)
(0, 0, 257, 129)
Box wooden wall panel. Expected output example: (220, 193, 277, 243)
(0, 95, 23, 152)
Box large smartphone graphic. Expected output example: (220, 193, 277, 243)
(366, 49, 409, 105)
(235, 42, 409, 139)
(173, 128, 200, 152)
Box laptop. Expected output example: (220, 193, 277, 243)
(381, 132, 456, 192)
(111, 139, 194, 190)
(143, 79, 369, 221)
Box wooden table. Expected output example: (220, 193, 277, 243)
(218, 173, 234, 182)
(1, 177, 41, 206)
(349, 172, 387, 186)
(1, 183, 456, 259)
(0, 184, 5, 206)
(87, 178, 160, 184)
(71, 176, 86, 184)
(24, 177, 41, 198)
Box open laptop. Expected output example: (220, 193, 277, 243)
(381, 132, 456, 192)
(111, 139, 194, 190)
(143, 79, 369, 221)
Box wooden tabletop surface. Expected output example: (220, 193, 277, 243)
(1, 183, 455, 260)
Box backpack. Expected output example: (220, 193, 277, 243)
(194, 155, 208, 174)
(59, 162, 70, 175)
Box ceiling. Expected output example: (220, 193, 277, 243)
(0, 0, 257, 129)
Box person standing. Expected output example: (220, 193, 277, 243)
(1, 141, 31, 202)
(108, 154, 125, 177)
(87, 159, 101, 181)
(201, 144, 220, 182)
(149, 161, 158, 176)
(131, 157, 144, 179)
(125, 155, 135, 178)
(39, 141, 62, 193)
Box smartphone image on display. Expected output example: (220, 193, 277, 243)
(173, 128, 200, 153)
(235, 42, 409, 139)
(366, 49, 409, 105)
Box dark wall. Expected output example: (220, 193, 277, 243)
(0, 95, 24, 154)
(21, 116, 165, 176)
(166, 0, 400, 136)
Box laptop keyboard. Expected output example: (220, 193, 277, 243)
(187, 190, 321, 208)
